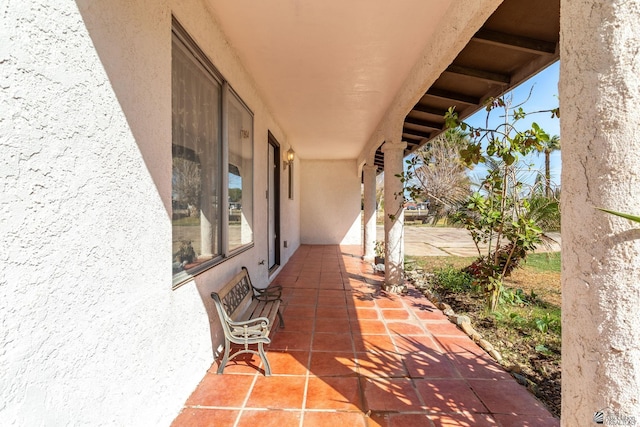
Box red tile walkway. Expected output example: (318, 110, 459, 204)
(172, 245, 559, 427)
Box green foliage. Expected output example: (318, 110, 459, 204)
(374, 240, 385, 258)
(492, 304, 561, 342)
(539, 134, 560, 198)
(526, 193, 560, 231)
(463, 243, 528, 311)
(533, 313, 560, 334)
(228, 188, 243, 203)
(446, 94, 559, 310)
(494, 309, 529, 331)
(494, 310, 527, 327)
(500, 287, 528, 306)
(431, 265, 475, 293)
(597, 207, 640, 224)
(535, 344, 553, 356)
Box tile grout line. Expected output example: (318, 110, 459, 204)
(344, 278, 363, 378)
(298, 295, 316, 427)
(379, 295, 403, 356)
(343, 255, 369, 418)
(405, 293, 435, 337)
(233, 370, 259, 427)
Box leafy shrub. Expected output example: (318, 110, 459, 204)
(533, 313, 560, 334)
(431, 266, 474, 293)
(500, 288, 528, 306)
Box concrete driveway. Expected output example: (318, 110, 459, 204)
(376, 225, 561, 257)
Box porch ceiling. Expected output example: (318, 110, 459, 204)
(205, 0, 559, 166)
(205, 0, 453, 159)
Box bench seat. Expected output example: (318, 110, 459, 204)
(211, 267, 284, 376)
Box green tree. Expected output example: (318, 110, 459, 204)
(540, 134, 560, 198)
(228, 188, 242, 203)
(446, 95, 559, 310)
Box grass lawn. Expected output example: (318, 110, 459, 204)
(408, 252, 561, 418)
(172, 216, 200, 227)
(524, 252, 561, 272)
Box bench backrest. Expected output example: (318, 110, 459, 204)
(211, 267, 254, 324)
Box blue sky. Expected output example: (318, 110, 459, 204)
(463, 61, 561, 189)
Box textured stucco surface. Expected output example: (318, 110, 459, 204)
(560, 0, 640, 424)
(362, 164, 378, 260)
(300, 160, 361, 245)
(383, 141, 407, 287)
(0, 0, 296, 425)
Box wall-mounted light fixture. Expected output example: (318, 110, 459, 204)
(283, 147, 295, 169)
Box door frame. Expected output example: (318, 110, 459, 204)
(267, 131, 281, 273)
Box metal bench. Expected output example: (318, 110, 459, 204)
(211, 267, 284, 376)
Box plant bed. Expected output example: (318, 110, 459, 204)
(408, 254, 561, 418)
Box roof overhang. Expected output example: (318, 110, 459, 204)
(373, 0, 560, 169)
(204, 0, 559, 169)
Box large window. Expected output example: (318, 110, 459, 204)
(172, 20, 254, 287)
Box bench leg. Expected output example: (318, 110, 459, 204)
(217, 339, 231, 374)
(258, 342, 272, 376)
(277, 309, 285, 329)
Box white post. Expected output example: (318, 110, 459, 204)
(561, 1, 640, 425)
(363, 163, 378, 261)
(382, 140, 407, 292)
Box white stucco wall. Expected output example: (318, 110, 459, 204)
(560, 0, 640, 424)
(0, 0, 297, 425)
(300, 159, 361, 245)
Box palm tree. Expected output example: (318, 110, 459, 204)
(542, 135, 561, 198)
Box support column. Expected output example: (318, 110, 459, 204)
(363, 164, 378, 261)
(561, 1, 640, 425)
(382, 140, 407, 292)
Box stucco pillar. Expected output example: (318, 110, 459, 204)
(363, 163, 378, 261)
(382, 140, 407, 292)
(561, 1, 640, 425)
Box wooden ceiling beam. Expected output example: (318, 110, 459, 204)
(404, 116, 442, 130)
(402, 141, 425, 150)
(426, 88, 480, 105)
(446, 64, 510, 85)
(473, 28, 557, 55)
(403, 127, 432, 140)
(411, 104, 449, 117)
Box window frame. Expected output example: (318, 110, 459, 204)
(226, 87, 255, 254)
(172, 18, 254, 289)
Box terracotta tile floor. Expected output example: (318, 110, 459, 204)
(172, 245, 559, 427)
